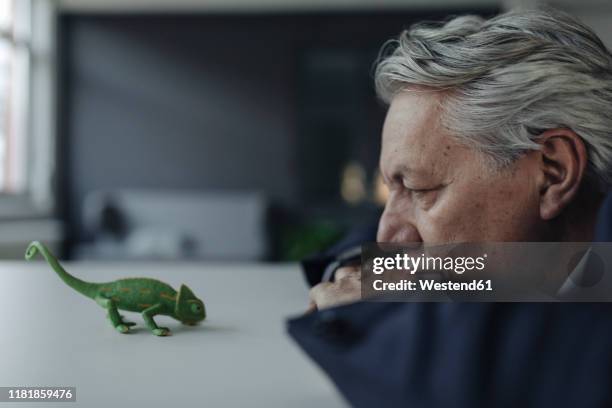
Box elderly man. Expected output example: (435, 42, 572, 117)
(288, 8, 612, 408)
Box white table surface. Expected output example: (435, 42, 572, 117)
(0, 261, 347, 407)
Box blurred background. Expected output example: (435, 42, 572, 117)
(0, 0, 607, 261)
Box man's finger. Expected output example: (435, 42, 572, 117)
(305, 301, 318, 314)
(309, 279, 361, 310)
(309, 282, 332, 302)
(335, 266, 360, 281)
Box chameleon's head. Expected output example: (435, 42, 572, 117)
(175, 284, 206, 324)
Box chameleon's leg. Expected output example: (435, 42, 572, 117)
(117, 314, 137, 327)
(95, 296, 130, 334)
(106, 313, 136, 327)
(141, 304, 171, 337)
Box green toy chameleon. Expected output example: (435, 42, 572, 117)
(25, 241, 206, 336)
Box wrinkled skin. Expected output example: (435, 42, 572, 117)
(309, 90, 602, 310)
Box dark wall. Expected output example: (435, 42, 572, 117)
(57, 10, 497, 248)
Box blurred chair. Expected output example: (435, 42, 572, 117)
(75, 190, 268, 261)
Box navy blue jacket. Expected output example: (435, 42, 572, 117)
(288, 301, 612, 407)
(287, 198, 612, 407)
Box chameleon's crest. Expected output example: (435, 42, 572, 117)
(178, 284, 196, 300)
(175, 284, 206, 324)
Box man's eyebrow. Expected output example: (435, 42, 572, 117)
(381, 164, 429, 184)
(394, 164, 429, 178)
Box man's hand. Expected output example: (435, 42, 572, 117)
(309, 266, 361, 310)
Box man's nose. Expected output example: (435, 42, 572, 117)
(377, 207, 422, 243)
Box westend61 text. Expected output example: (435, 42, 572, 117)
(373, 279, 493, 292)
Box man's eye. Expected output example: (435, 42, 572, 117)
(410, 188, 439, 202)
(403, 184, 435, 195)
(412, 188, 434, 195)
(398, 178, 440, 199)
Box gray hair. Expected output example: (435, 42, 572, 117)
(375, 8, 612, 191)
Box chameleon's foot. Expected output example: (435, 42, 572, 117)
(115, 324, 130, 334)
(108, 314, 137, 327)
(152, 327, 171, 337)
(120, 318, 137, 327)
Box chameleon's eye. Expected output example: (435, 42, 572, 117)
(190, 303, 201, 313)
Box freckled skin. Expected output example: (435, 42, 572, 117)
(377, 91, 545, 244)
(310, 88, 605, 309)
(377, 89, 605, 245)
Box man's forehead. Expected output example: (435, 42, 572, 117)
(381, 91, 452, 175)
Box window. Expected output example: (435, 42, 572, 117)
(0, 0, 30, 194)
(0, 0, 57, 217)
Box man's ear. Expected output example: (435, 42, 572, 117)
(537, 128, 587, 220)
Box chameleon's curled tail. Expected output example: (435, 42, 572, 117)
(25, 241, 98, 299)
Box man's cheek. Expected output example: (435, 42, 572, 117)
(417, 200, 484, 243)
